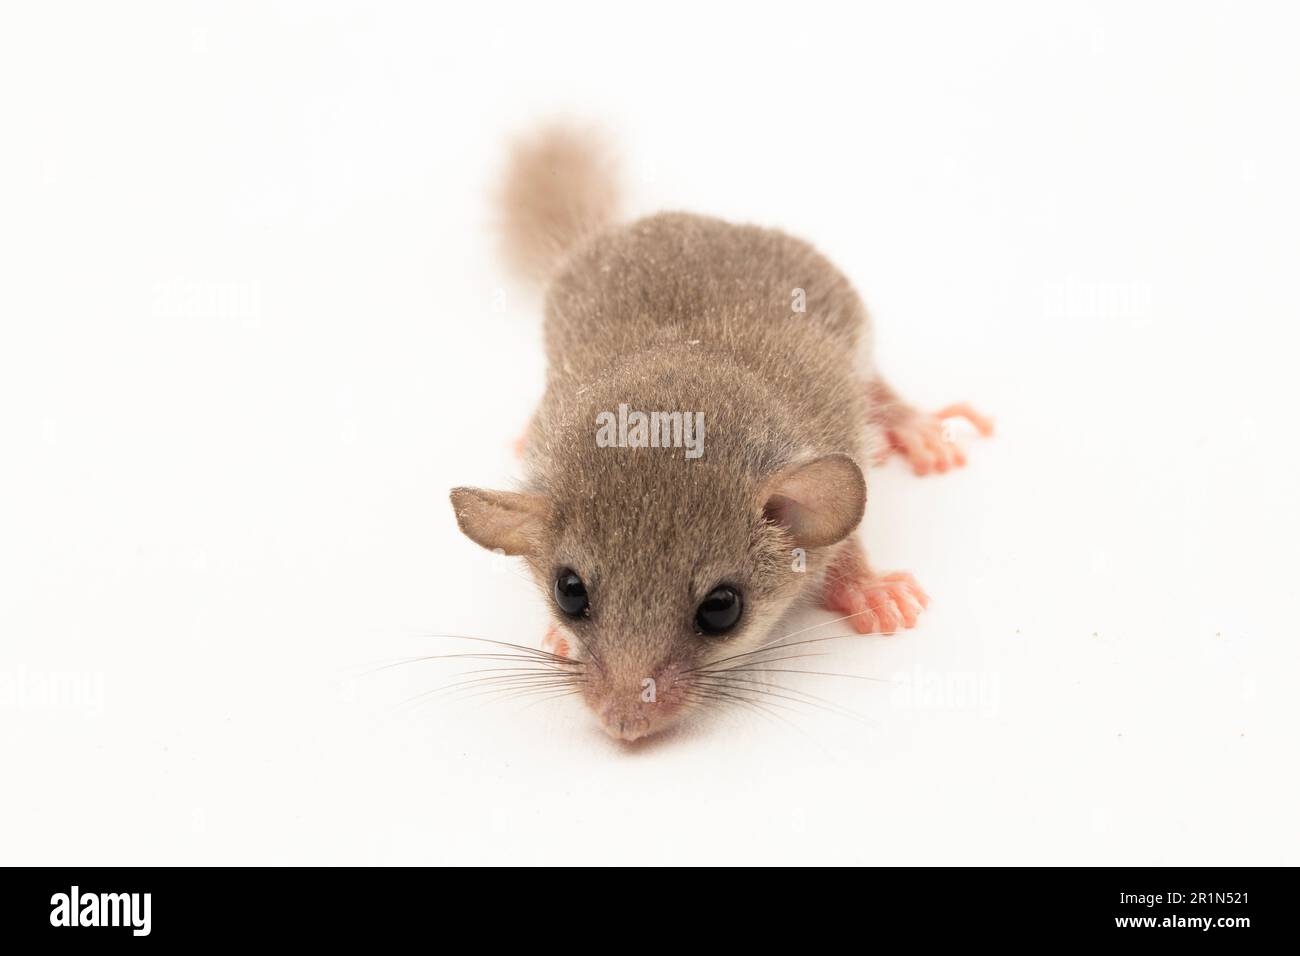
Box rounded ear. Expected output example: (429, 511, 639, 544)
(760, 453, 866, 549)
(449, 487, 550, 556)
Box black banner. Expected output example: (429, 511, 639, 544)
(0, 867, 1283, 945)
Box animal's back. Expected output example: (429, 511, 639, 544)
(544, 212, 869, 378)
(496, 126, 876, 465)
(537, 212, 874, 470)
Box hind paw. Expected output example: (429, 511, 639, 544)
(886, 403, 993, 476)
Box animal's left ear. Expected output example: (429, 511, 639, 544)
(760, 453, 866, 548)
(449, 487, 551, 556)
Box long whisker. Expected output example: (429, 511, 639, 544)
(400, 670, 585, 707)
(450, 665, 584, 679)
(384, 614, 891, 735)
(687, 679, 820, 718)
(514, 687, 585, 714)
(458, 682, 589, 706)
(684, 686, 788, 725)
(718, 667, 894, 684)
(406, 632, 576, 665)
(687, 632, 871, 673)
(363, 651, 580, 677)
(691, 675, 864, 721)
(405, 677, 587, 711)
(686, 686, 795, 712)
(685, 686, 812, 739)
(766, 592, 922, 644)
(690, 651, 832, 675)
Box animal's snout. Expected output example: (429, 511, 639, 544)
(598, 702, 654, 741)
(585, 664, 686, 742)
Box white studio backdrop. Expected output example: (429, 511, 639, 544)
(1, 1, 1297, 865)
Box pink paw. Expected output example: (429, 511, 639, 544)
(541, 624, 571, 659)
(822, 570, 931, 635)
(886, 403, 993, 476)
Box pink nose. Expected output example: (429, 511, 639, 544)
(598, 704, 653, 741)
(585, 664, 686, 741)
(594, 690, 686, 741)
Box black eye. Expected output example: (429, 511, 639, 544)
(554, 569, 589, 617)
(696, 585, 742, 635)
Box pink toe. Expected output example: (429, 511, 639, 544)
(867, 591, 901, 633)
(888, 586, 921, 627)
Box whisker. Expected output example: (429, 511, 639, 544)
(688, 631, 872, 673)
(406, 632, 576, 665)
(687, 680, 816, 718)
(692, 651, 832, 674)
(461, 682, 588, 705)
(693, 674, 867, 722)
(451, 665, 585, 679)
(691, 675, 864, 721)
(685, 687, 810, 737)
(513, 687, 585, 715)
(406, 678, 587, 712)
(442, 672, 585, 693)
(714, 667, 894, 684)
(683, 686, 779, 722)
(767, 595, 921, 644)
(400, 671, 584, 707)
(363, 651, 580, 677)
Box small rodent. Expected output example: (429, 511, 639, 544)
(451, 125, 992, 742)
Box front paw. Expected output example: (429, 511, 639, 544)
(822, 570, 930, 634)
(541, 624, 571, 659)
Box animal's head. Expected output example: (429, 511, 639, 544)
(450, 445, 863, 741)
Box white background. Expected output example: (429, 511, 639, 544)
(2, 1, 1297, 865)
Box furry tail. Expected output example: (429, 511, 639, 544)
(498, 123, 621, 283)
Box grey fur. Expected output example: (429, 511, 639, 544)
(452, 126, 906, 740)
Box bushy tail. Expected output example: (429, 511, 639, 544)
(497, 123, 622, 283)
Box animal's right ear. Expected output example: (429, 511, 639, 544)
(760, 453, 866, 549)
(449, 487, 550, 556)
